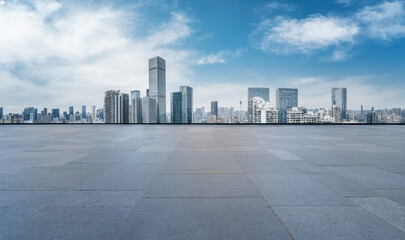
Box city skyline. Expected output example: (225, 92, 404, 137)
(1, 0, 405, 113)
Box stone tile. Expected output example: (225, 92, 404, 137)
(249, 174, 355, 206)
(268, 150, 302, 160)
(351, 197, 405, 232)
(0, 206, 43, 234)
(2, 207, 131, 240)
(310, 174, 374, 197)
(273, 206, 405, 240)
(162, 158, 242, 172)
(287, 161, 330, 174)
(237, 159, 302, 174)
(374, 190, 405, 205)
(146, 174, 261, 197)
(119, 198, 292, 240)
(325, 166, 405, 189)
(137, 146, 176, 152)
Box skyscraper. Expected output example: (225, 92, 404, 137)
(179, 86, 193, 123)
(331, 88, 347, 121)
(211, 101, 218, 119)
(142, 97, 157, 123)
(69, 106, 74, 116)
(0, 107, 3, 120)
(91, 106, 96, 122)
(149, 56, 166, 123)
(171, 92, 183, 124)
(276, 88, 298, 123)
(23, 107, 37, 123)
(81, 106, 86, 119)
(248, 88, 270, 123)
(104, 90, 122, 124)
(51, 109, 60, 121)
(121, 93, 129, 124)
(131, 90, 142, 123)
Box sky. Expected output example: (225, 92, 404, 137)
(0, 0, 405, 113)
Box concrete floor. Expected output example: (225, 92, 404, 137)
(0, 125, 405, 239)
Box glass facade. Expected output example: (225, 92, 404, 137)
(171, 92, 183, 124)
(331, 88, 347, 120)
(211, 101, 218, 118)
(276, 88, 298, 109)
(179, 86, 193, 123)
(149, 56, 166, 123)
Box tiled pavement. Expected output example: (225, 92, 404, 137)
(0, 125, 405, 239)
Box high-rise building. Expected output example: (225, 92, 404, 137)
(366, 112, 377, 124)
(91, 106, 96, 122)
(276, 88, 298, 123)
(171, 92, 183, 124)
(104, 90, 122, 124)
(121, 93, 130, 124)
(179, 86, 193, 123)
(248, 88, 270, 123)
(51, 109, 60, 121)
(81, 106, 86, 119)
(149, 56, 166, 123)
(142, 97, 157, 123)
(131, 90, 143, 123)
(0, 107, 3, 120)
(23, 107, 37, 123)
(211, 101, 218, 119)
(42, 108, 48, 116)
(331, 88, 347, 121)
(69, 106, 74, 116)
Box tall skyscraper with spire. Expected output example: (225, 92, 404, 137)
(149, 56, 166, 123)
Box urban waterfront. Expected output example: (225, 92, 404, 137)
(1, 125, 405, 239)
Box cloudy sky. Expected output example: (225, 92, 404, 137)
(1, 0, 405, 113)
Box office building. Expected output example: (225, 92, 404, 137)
(179, 86, 193, 123)
(211, 101, 218, 119)
(287, 107, 304, 124)
(23, 107, 37, 123)
(104, 90, 122, 124)
(91, 106, 96, 122)
(249, 97, 278, 124)
(131, 90, 143, 123)
(276, 88, 298, 123)
(149, 56, 166, 123)
(366, 112, 378, 124)
(331, 88, 347, 121)
(81, 106, 86, 119)
(248, 88, 269, 123)
(0, 107, 3, 120)
(142, 97, 157, 123)
(121, 93, 129, 124)
(171, 92, 184, 124)
(51, 109, 60, 122)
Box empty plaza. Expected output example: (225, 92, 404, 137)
(0, 125, 405, 239)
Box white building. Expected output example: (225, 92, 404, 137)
(287, 107, 303, 124)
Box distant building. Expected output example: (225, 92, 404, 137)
(171, 92, 184, 124)
(149, 56, 166, 123)
(366, 112, 378, 124)
(91, 106, 96, 122)
(249, 97, 278, 124)
(121, 93, 130, 124)
(142, 97, 157, 123)
(23, 107, 37, 123)
(211, 101, 218, 119)
(0, 107, 3, 120)
(51, 109, 60, 122)
(331, 88, 347, 121)
(287, 107, 303, 124)
(131, 90, 143, 123)
(248, 87, 270, 123)
(104, 90, 122, 124)
(81, 106, 86, 119)
(276, 88, 298, 123)
(179, 86, 193, 123)
(332, 105, 341, 123)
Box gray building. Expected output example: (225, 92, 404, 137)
(171, 92, 183, 124)
(331, 88, 347, 121)
(121, 93, 130, 124)
(179, 86, 193, 123)
(0, 107, 3, 120)
(248, 88, 270, 123)
(81, 106, 86, 119)
(211, 101, 218, 119)
(131, 90, 143, 123)
(276, 88, 298, 123)
(69, 106, 74, 116)
(142, 97, 157, 123)
(104, 90, 122, 124)
(23, 107, 37, 123)
(149, 56, 166, 123)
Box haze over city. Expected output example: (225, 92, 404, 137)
(1, 0, 405, 113)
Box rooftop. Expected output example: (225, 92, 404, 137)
(1, 125, 405, 239)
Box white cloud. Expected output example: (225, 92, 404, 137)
(356, 1, 405, 40)
(265, 2, 296, 12)
(252, 1, 405, 60)
(0, 0, 195, 113)
(335, 0, 352, 6)
(197, 50, 241, 65)
(253, 16, 358, 55)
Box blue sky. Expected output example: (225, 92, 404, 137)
(0, 0, 404, 113)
